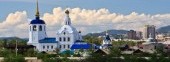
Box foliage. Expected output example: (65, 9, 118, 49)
(43, 57, 62, 62)
(24, 48, 37, 57)
(83, 36, 102, 45)
(112, 41, 136, 46)
(0, 48, 11, 57)
(1, 37, 170, 62)
(109, 47, 121, 57)
(60, 50, 74, 57)
(4, 54, 25, 62)
(85, 53, 124, 62)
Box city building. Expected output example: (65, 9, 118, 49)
(141, 34, 158, 53)
(127, 30, 137, 40)
(143, 25, 156, 40)
(156, 34, 165, 41)
(136, 31, 143, 40)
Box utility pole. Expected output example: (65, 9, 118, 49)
(15, 40, 18, 56)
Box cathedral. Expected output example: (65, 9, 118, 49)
(100, 31, 112, 49)
(27, 0, 84, 52)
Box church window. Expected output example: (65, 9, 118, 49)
(51, 46, 53, 49)
(47, 46, 49, 49)
(59, 37, 62, 41)
(33, 25, 37, 31)
(64, 32, 66, 35)
(59, 45, 61, 48)
(68, 37, 70, 41)
(64, 45, 65, 48)
(43, 46, 45, 49)
(39, 25, 42, 31)
(64, 37, 66, 41)
(68, 45, 70, 48)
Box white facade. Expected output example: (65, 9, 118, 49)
(37, 43, 58, 52)
(28, 24, 46, 44)
(28, 1, 82, 52)
(27, 18, 58, 52)
(56, 10, 82, 52)
(27, 0, 57, 52)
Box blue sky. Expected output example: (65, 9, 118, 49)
(0, 0, 170, 20)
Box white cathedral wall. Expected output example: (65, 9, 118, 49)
(57, 31, 76, 52)
(28, 24, 46, 43)
(103, 40, 111, 45)
(38, 43, 58, 52)
(37, 24, 46, 40)
(31, 32, 39, 43)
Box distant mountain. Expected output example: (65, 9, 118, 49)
(157, 25, 170, 33)
(85, 29, 128, 37)
(0, 37, 28, 41)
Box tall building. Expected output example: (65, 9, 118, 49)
(143, 25, 156, 39)
(127, 30, 137, 40)
(136, 31, 142, 40)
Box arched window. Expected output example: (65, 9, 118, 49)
(63, 45, 65, 48)
(51, 46, 53, 49)
(47, 46, 49, 49)
(33, 25, 37, 31)
(59, 45, 61, 48)
(59, 37, 62, 41)
(68, 45, 70, 48)
(68, 37, 70, 41)
(63, 37, 66, 41)
(43, 46, 45, 49)
(39, 25, 42, 31)
(63, 32, 66, 35)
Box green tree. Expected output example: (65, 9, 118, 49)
(24, 48, 37, 57)
(4, 54, 25, 62)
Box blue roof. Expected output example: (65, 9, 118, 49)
(39, 38, 57, 43)
(71, 41, 91, 49)
(30, 17, 45, 24)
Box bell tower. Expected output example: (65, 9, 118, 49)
(28, 0, 46, 45)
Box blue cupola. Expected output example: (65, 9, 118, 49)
(30, 0, 45, 24)
(30, 17, 45, 24)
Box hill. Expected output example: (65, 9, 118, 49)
(85, 29, 128, 37)
(157, 25, 170, 33)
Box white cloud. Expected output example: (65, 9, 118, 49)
(0, 7, 170, 38)
(0, 11, 28, 37)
